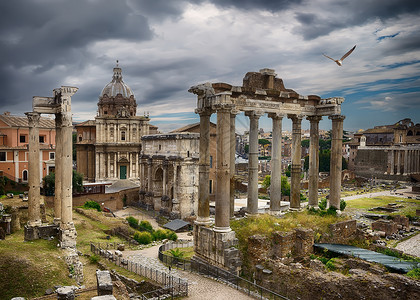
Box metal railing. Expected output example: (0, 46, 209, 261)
(158, 241, 289, 300)
(90, 243, 188, 299)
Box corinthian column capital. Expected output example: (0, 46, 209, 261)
(25, 112, 41, 127)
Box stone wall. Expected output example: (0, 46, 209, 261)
(248, 228, 315, 265)
(322, 220, 357, 244)
(372, 220, 398, 236)
(45, 187, 138, 212)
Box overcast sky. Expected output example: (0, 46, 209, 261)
(1, 0, 419, 133)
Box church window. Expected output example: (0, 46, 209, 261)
(407, 130, 413, 136)
(399, 135, 402, 143)
(79, 135, 82, 142)
(121, 131, 126, 141)
(210, 156, 213, 168)
(104, 111, 108, 115)
(209, 180, 213, 194)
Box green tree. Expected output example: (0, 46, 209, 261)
(258, 139, 271, 146)
(285, 164, 291, 177)
(301, 139, 310, 148)
(244, 144, 249, 154)
(42, 170, 84, 196)
(304, 150, 348, 172)
(261, 175, 290, 196)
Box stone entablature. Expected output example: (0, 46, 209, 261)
(139, 133, 199, 219)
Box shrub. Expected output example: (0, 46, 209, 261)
(89, 255, 100, 264)
(407, 268, 420, 279)
(340, 199, 347, 211)
(138, 220, 153, 232)
(126, 216, 139, 229)
(318, 198, 327, 210)
(166, 230, 178, 241)
(83, 201, 101, 212)
(152, 229, 167, 241)
(133, 231, 153, 244)
(325, 258, 337, 271)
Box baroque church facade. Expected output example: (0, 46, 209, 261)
(76, 64, 157, 182)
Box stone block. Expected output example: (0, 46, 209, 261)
(271, 231, 295, 258)
(371, 220, 398, 236)
(294, 228, 314, 257)
(91, 296, 117, 300)
(392, 215, 409, 229)
(328, 220, 357, 243)
(96, 270, 113, 296)
(56, 286, 75, 300)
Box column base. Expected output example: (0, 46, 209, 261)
(289, 207, 302, 211)
(58, 222, 77, 248)
(268, 210, 283, 216)
(53, 218, 61, 225)
(245, 212, 259, 218)
(193, 224, 241, 274)
(24, 223, 59, 241)
(27, 220, 42, 227)
(195, 216, 212, 226)
(213, 226, 231, 233)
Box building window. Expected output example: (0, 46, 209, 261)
(159, 145, 162, 151)
(407, 130, 413, 136)
(399, 135, 402, 143)
(78, 135, 82, 142)
(22, 170, 28, 181)
(0, 152, 6, 161)
(39, 136, 45, 143)
(49, 152, 55, 160)
(20, 135, 26, 143)
(121, 131, 126, 141)
(210, 156, 213, 168)
(209, 180, 213, 194)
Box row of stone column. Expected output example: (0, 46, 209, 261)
(95, 151, 139, 180)
(25, 111, 73, 228)
(196, 108, 345, 231)
(387, 149, 420, 175)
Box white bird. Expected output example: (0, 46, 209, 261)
(323, 45, 356, 66)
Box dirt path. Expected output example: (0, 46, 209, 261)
(341, 188, 411, 201)
(395, 232, 420, 258)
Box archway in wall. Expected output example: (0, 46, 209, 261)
(118, 157, 129, 179)
(154, 167, 163, 196)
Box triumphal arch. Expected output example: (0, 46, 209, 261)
(24, 86, 78, 248)
(189, 69, 345, 271)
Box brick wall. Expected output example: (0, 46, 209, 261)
(324, 220, 357, 243)
(372, 220, 398, 236)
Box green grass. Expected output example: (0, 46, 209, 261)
(0, 230, 75, 299)
(345, 196, 419, 216)
(163, 246, 194, 260)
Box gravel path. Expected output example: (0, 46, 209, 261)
(395, 233, 420, 258)
(341, 188, 411, 201)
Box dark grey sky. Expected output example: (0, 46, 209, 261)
(1, 0, 419, 132)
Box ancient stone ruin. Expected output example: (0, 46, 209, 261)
(24, 86, 78, 248)
(189, 69, 345, 271)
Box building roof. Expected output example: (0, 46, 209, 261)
(0, 113, 55, 128)
(100, 64, 134, 98)
(75, 120, 96, 127)
(170, 122, 216, 133)
(362, 127, 393, 134)
(162, 219, 190, 232)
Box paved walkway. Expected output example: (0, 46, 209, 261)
(341, 188, 411, 201)
(126, 244, 254, 300)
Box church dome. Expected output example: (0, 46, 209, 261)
(97, 62, 137, 118)
(100, 64, 134, 98)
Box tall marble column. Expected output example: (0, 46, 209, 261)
(230, 110, 238, 218)
(215, 107, 231, 232)
(196, 109, 211, 225)
(396, 151, 401, 175)
(147, 158, 152, 192)
(329, 115, 345, 210)
(162, 160, 168, 196)
(268, 113, 283, 213)
(26, 112, 42, 226)
(403, 150, 408, 175)
(61, 112, 73, 225)
(289, 114, 303, 209)
(308, 116, 322, 207)
(245, 111, 263, 215)
(54, 113, 62, 223)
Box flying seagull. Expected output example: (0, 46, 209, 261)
(323, 45, 356, 66)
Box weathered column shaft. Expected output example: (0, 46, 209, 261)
(290, 115, 302, 209)
(269, 113, 283, 212)
(396, 151, 401, 175)
(26, 112, 41, 226)
(197, 110, 211, 224)
(215, 108, 231, 231)
(147, 159, 152, 192)
(403, 150, 408, 175)
(54, 114, 62, 222)
(308, 116, 322, 207)
(230, 112, 237, 218)
(61, 113, 73, 225)
(246, 111, 262, 214)
(329, 115, 345, 210)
